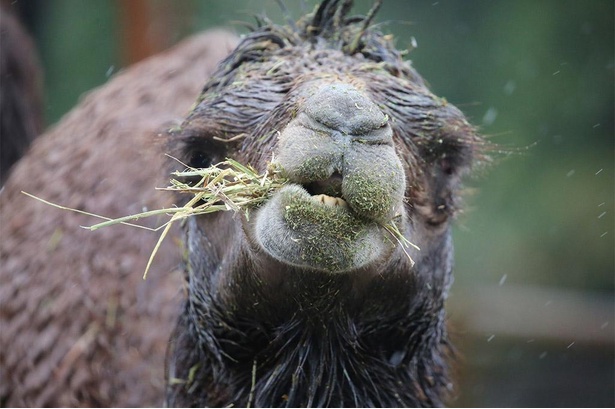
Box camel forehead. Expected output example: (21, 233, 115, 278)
(203, 45, 425, 106)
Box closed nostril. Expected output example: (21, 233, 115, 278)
(304, 83, 389, 138)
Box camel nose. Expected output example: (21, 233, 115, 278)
(304, 83, 392, 143)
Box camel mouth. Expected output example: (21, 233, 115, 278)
(303, 171, 344, 197)
(252, 184, 392, 273)
(302, 172, 349, 209)
(251, 144, 406, 272)
(310, 193, 348, 209)
(270, 183, 358, 225)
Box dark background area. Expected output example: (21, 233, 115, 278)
(5, 0, 614, 406)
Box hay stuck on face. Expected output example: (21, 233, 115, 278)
(164, 158, 287, 220)
(23, 157, 416, 278)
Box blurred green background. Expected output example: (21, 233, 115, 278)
(9, 0, 614, 406)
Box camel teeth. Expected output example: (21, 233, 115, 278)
(312, 194, 348, 208)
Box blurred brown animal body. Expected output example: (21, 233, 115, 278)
(0, 30, 237, 406)
(1, 1, 485, 407)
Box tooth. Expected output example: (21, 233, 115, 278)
(312, 194, 348, 208)
(324, 196, 337, 206)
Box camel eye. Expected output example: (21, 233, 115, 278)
(423, 136, 472, 178)
(188, 150, 217, 170)
(180, 136, 227, 170)
(171, 135, 229, 194)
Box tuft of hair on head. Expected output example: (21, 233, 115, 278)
(308, 0, 383, 53)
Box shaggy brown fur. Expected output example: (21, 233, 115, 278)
(0, 30, 237, 406)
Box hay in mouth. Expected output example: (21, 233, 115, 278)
(23, 157, 416, 278)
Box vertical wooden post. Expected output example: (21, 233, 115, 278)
(116, 0, 185, 65)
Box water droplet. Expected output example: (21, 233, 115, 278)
(504, 80, 516, 95)
(389, 350, 406, 366)
(106, 65, 115, 78)
(566, 170, 575, 177)
(539, 352, 547, 359)
(595, 169, 603, 175)
(487, 335, 495, 342)
(567, 342, 575, 349)
(499, 274, 508, 286)
(482, 107, 498, 126)
(598, 211, 606, 219)
(601, 321, 609, 330)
